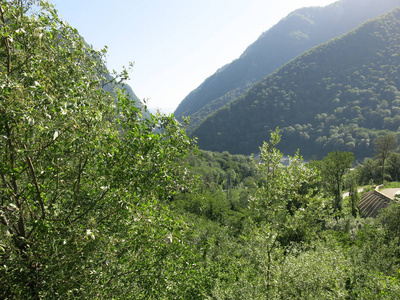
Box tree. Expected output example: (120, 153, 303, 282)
(210, 130, 332, 298)
(374, 133, 398, 184)
(378, 202, 400, 248)
(387, 152, 400, 182)
(0, 1, 197, 298)
(250, 129, 329, 245)
(358, 157, 381, 185)
(320, 151, 354, 213)
(345, 171, 360, 217)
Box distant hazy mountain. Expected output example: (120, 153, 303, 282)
(103, 73, 147, 112)
(174, 0, 400, 133)
(81, 38, 146, 114)
(192, 7, 400, 159)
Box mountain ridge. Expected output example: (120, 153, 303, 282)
(175, 0, 400, 134)
(192, 7, 400, 159)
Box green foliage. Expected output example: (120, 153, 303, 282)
(387, 153, 400, 182)
(378, 202, 400, 247)
(0, 1, 198, 298)
(210, 220, 400, 299)
(249, 130, 330, 245)
(319, 151, 354, 213)
(357, 157, 382, 185)
(2, 2, 400, 298)
(172, 149, 260, 240)
(181, 131, 400, 298)
(173, 130, 400, 298)
(344, 171, 360, 217)
(374, 132, 399, 183)
(357, 141, 400, 185)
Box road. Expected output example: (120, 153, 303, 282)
(342, 187, 367, 198)
(378, 188, 400, 199)
(343, 187, 400, 200)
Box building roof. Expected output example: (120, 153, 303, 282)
(358, 190, 391, 218)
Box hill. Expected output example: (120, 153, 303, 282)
(192, 8, 400, 159)
(103, 73, 149, 117)
(174, 0, 400, 133)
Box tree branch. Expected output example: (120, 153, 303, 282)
(5, 123, 19, 204)
(0, 5, 12, 75)
(69, 188, 109, 224)
(73, 157, 88, 197)
(23, 144, 46, 220)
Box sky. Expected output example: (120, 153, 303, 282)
(50, 0, 338, 114)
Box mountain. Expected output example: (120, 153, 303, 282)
(103, 74, 148, 116)
(192, 8, 400, 159)
(174, 0, 400, 133)
(82, 40, 147, 116)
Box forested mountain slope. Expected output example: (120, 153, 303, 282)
(103, 73, 149, 117)
(174, 0, 400, 133)
(193, 8, 400, 159)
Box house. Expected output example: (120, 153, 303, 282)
(358, 186, 400, 218)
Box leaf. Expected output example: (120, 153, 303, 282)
(53, 130, 58, 140)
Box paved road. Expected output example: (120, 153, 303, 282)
(342, 187, 366, 198)
(343, 187, 400, 200)
(379, 188, 400, 199)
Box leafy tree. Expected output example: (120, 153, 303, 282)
(357, 157, 381, 185)
(378, 202, 400, 248)
(374, 133, 398, 183)
(249, 129, 329, 245)
(387, 152, 400, 182)
(320, 151, 354, 213)
(0, 1, 197, 298)
(345, 171, 360, 217)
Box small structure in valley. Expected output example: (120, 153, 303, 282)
(358, 187, 400, 218)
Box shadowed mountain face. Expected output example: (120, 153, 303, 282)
(192, 8, 400, 159)
(102, 73, 150, 119)
(174, 0, 400, 134)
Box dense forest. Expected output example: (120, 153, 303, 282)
(174, 0, 400, 134)
(193, 7, 400, 159)
(1, 1, 400, 299)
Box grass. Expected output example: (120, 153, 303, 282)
(382, 181, 400, 189)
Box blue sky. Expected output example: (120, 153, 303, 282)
(51, 0, 337, 113)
